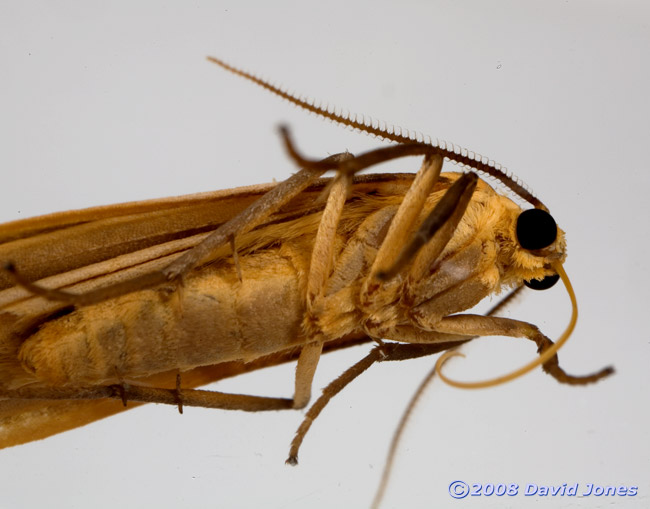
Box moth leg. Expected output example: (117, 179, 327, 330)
(292, 341, 323, 409)
(305, 170, 353, 310)
(287, 340, 466, 464)
(378, 171, 478, 282)
(323, 206, 398, 297)
(287, 346, 384, 464)
(306, 192, 400, 342)
(295, 161, 357, 409)
(0, 383, 296, 411)
(427, 314, 613, 385)
(360, 154, 442, 306)
(114, 384, 128, 407)
(405, 172, 478, 285)
(364, 322, 472, 345)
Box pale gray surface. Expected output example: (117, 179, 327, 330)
(1, 1, 649, 508)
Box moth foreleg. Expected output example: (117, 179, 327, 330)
(364, 322, 472, 345)
(429, 314, 613, 385)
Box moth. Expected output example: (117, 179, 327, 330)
(0, 57, 612, 476)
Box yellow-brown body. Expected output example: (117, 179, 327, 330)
(1, 172, 559, 391)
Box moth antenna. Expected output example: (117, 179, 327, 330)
(371, 284, 528, 508)
(435, 262, 612, 388)
(206, 56, 544, 209)
(370, 363, 438, 509)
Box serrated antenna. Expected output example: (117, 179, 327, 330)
(207, 56, 544, 210)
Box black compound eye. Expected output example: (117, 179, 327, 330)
(524, 274, 560, 290)
(516, 208, 557, 250)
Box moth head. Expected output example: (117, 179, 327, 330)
(511, 207, 566, 290)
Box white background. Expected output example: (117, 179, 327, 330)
(1, 1, 649, 508)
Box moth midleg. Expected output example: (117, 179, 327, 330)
(287, 339, 472, 464)
(309, 205, 400, 342)
(306, 168, 354, 308)
(292, 342, 323, 409)
(293, 165, 354, 409)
